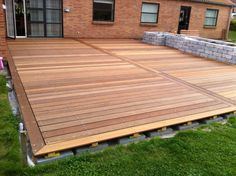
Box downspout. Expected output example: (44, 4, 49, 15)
(225, 6, 233, 40)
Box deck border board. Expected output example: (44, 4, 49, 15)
(6, 45, 45, 154)
(35, 107, 235, 156)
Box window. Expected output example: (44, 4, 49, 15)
(204, 9, 219, 27)
(27, 0, 63, 37)
(93, 0, 115, 22)
(141, 3, 159, 23)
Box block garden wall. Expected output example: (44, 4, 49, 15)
(143, 32, 236, 64)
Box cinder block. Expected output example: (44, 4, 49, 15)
(146, 128, 174, 138)
(117, 135, 146, 145)
(223, 113, 236, 119)
(142, 32, 236, 64)
(201, 116, 224, 124)
(75, 143, 109, 155)
(8, 91, 19, 115)
(174, 122, 200, 131)
(36, 150, 74, 164)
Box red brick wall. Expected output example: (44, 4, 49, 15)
(0, 0, 232, 55)
(0, 0, 7, 58)
(63, 0, 232, 39)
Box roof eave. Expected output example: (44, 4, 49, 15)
(188, 0, 234, 7)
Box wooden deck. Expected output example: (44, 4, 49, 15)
(7, 39, 236, 156)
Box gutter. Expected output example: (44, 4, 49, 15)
(185, 0, 235, 7)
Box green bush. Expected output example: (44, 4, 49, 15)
(230, 20, 236, 31)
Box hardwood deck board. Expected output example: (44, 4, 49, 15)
(40, 97, 213, 132)
(36, 93, 209, 122)
(27, 81, 174, 100)
(32, 87, 196, 115)
(7, 38, 236, 156)
(37, 93, 202, 126)
(26, 76, 165, 95)
(15, 56, 120, 65)
(89, 39, 236, 103)
(33, 89, 200, 115)
(43, 103, 224, 143)
(44, 103, 227, 144)
(23, 73, 157, 90)
(28, 78, 169, 105)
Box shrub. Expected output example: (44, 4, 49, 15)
(230, 20, 236, 31)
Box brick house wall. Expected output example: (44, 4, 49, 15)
(0, 0, 7, 58)
(63, 0, 232, 39)
(0, 0, 232, 59)
(231, 0, 236, 12)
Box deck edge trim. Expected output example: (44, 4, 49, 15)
(35, 107, 235, 156)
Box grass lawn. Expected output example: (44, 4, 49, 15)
(0, 75, 22, 176)
(0, 75, 236, 176)
(228, 31, 236, 42)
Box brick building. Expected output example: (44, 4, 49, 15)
(0, 0, 234, 58)
(231, 0, 236, 12)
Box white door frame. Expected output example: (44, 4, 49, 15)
(5, 0, 16, 38)
(14, 0, 27, 38)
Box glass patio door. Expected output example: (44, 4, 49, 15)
(45, 0, 63, 37)
(26, 0, 44, 37)
(26, 0, 63, 37)
(5, 0, 16, 38)
(15, 0, 27, 37)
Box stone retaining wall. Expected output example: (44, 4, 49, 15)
(143, 32, 236, 64)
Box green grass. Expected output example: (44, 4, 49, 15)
(0, 75, 236, 176)
(228, 31, 236, 42)
(0, 75, 22, 176)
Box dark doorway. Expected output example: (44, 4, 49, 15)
(178, 6, 191, 34)
(15, 0, 26, 37)
(5, 0, 27, 38)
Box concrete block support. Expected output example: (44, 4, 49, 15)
(36, 150, 74, 164)
(146, 128, 174, 138)
(117, 135, 146, 145)
(143, 32, 236, 64)
(8, 91, 19, 115)
(224, 112, 236, 119)
(75, 143, 109, 155)
(201, 116, 224, 124)
(174, 122, 200, 131)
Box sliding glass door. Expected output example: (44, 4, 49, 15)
(46, 0, 62, 37)
(26, 0, 63, 37)
(26, 0, 44, 37)
(5, 0, 15, 38)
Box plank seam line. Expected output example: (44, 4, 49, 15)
(77, 39, 236, 107)
(77, 39, 160, 74)
(159, 72, 236, 106)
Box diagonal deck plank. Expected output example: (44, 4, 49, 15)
(7, 38, 236, 156)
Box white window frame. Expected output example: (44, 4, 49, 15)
(204, 9, 219, 27)
(140, 2, 160, 24)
